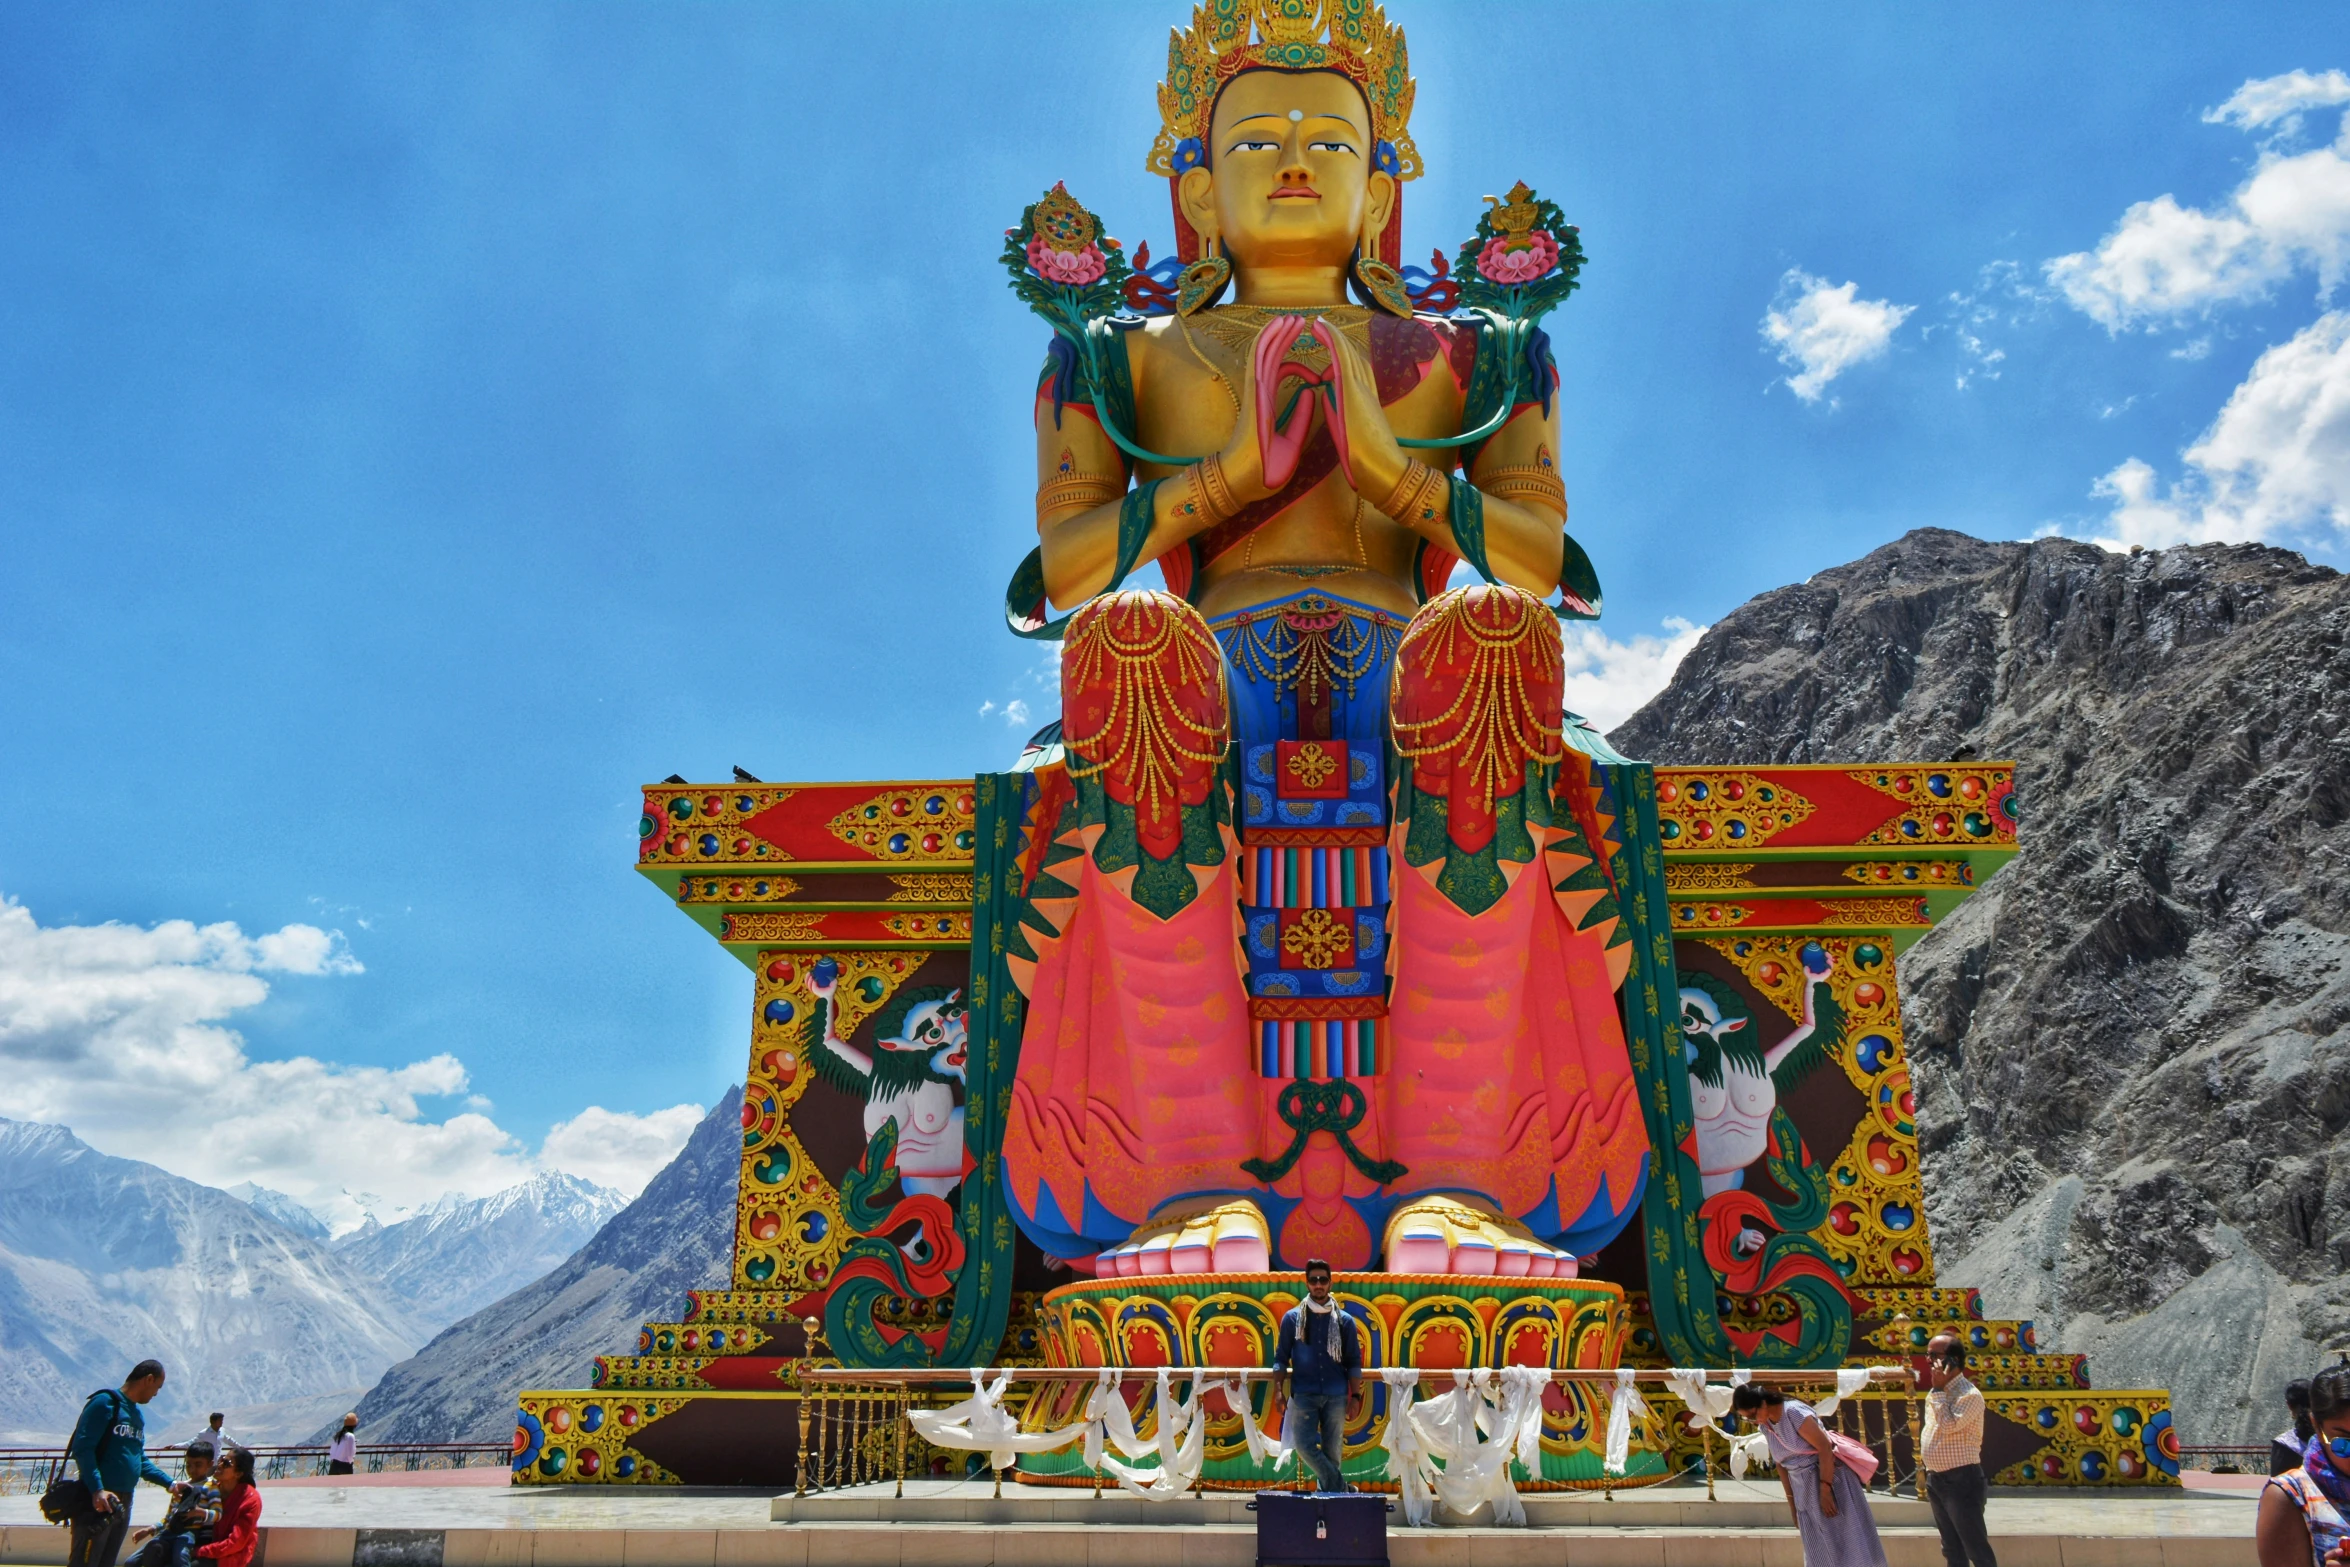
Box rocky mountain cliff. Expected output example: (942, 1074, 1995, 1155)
(1613, 527, 2350, 1447)
(333, 1171, 628, 1335)
(0, 1118, 417, 1443)
(347, 1086, 741, 1442)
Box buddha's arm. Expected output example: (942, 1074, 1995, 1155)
(1463, 398, 1572, 588)
(1032, 346, 1273, 610)
(1031, 387, 1137, 610)
(1333, 333, 1567, 595)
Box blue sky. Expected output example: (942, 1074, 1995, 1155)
(2, 3, 2344, 1222)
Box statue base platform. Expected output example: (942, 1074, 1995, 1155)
(0, 1475, 2261, 1567)
(1020, 1271, 1658, 1488)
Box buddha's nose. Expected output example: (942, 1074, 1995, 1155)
(1279, 122, 1313, 182)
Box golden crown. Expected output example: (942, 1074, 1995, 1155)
(1148, 0, 1420, 183)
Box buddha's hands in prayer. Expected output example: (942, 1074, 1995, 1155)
(1199, 324, 1275, 515)
(1327, 328, 1410, 513)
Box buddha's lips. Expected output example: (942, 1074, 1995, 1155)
(1270, 187, 1319, 200)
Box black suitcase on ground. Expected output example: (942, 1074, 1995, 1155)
(1248, 1490, 1391, 1567)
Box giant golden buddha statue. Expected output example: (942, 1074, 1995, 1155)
(997, 0, 1646, 1281)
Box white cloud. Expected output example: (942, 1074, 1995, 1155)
(1762, 270, 1914, 404)
(2047, 74, 2350, 329)
(1562, 617, 1709, 732)
(0, 896, 700, 1227)
(979, 644, 1062, 733)
(1940, 260, 2050, 389)
(540, 1103, 707, 1196)
(2204, 69, 2350, 138)
(2079, 311, 2350, 548)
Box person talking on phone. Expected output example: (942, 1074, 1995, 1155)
(1921, 1335, 1996, 1567)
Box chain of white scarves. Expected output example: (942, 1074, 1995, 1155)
(903, 1363, 1897, 1516)
(1660, 1365, 1878, 1479)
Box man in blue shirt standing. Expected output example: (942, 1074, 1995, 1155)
(66, 1358, 182, 1567)
(1271, 1259, 1363, 1493)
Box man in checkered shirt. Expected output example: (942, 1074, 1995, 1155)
(1922, 1334, 1997, 1567)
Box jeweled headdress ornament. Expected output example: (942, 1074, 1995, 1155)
(1150, 0, 1419, 264)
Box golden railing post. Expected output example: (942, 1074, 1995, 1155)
(1093, 1375, 1107, 1499)
(1701, 1409, 1716, 1501)
(1912, 1383, 1929, 1504)
(896, 1383, 908, 1500)
(795, 1369, 811, 1499)
(993, 1457, 1004, 1500)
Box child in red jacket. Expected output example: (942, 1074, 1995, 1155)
(193, 1447, 260, 1567)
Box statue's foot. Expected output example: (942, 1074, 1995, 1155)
(1381, 1193, 1579, 1278)
(1099, 1197, 1272, 1277)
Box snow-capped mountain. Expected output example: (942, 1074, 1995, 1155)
(228, 1182, 333, 1242)
(332, 1171, 629, 1334)
(350, 1088, 740, 1442)
(0, 1117, 417, 1443)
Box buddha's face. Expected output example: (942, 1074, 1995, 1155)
(1179, 69, 1395, 272)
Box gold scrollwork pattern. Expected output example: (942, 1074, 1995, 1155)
(724, 913, 826, 942)
(887, 873, 978, 903)
(512, 1393, 685, 1485)
(640, 785, 799, 865)
(678, 875, 801, 905)
(1669, 901, 1752, 930)
(1851, 767, 2017, 848)
(1664, 862, 1757, 893)
(1842, 860, 1973, 889)
(1812, 897, 1935, 927)
(826, 786, 980, 861)
(878, 911, 975, 942)
(1654, 772, 1816, 849)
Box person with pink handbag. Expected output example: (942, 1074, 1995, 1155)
(1733, 1383, 1889, 1567)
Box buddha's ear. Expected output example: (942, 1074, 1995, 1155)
(1177, 166, 1219, 249)
(1362, 169, 1398, 243)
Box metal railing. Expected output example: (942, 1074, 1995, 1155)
(0, 1442, 511, 1495)
(792, 1364, 1922, 1506)
(2179, 1443, 2275, 1474)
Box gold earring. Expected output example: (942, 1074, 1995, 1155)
(1177, 242, 1231, 316)
(1353, 251, 1413, 317)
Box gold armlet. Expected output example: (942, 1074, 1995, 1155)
(1036, 473, 1125, 519)
(1193, 454, 1238, 522)
(1378, 461, 1447, 526)
(1481, 464, 1568, 513)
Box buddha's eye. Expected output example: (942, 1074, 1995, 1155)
(1229, 139, 1279, 153)
(1309, 140, 1356, 154)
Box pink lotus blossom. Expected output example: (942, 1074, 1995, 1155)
(1027, 234, 1107, 285)
(1477, 229, 1560, 285)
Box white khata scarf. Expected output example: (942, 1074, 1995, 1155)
(1301, 1296, 1343, 1363)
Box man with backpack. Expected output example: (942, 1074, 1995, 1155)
(61, 1359, 184, 1567)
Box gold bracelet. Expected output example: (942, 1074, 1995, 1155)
(1379, 461, 1446, 525)
(1481, 463, 1568, 512)
(1196, 454, 1239, 521)
(1036, 473, 1125, 519)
